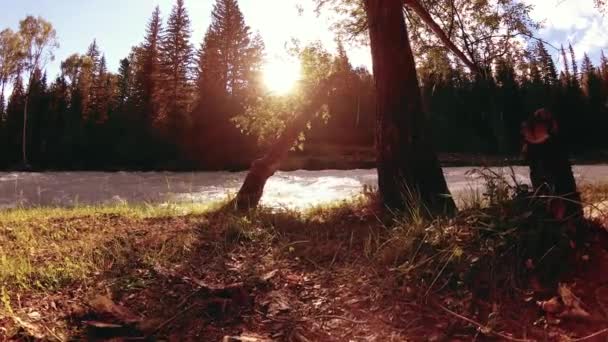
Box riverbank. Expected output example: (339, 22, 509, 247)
(2, 183, 608, 340)
(4, 146, 608, 173)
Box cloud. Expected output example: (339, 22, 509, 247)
(525, 0, 608, 64)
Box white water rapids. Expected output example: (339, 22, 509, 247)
(1, 166, 608, 210)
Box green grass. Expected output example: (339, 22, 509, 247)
(0, 200, 225, 223)
(0, 200, 229, 293)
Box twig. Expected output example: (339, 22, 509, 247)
(292, 331, 312, 342)
(329, 242, 343, 268)
(313, 314, 366, 324)
(437, 304, 534, 342)
(569, 328, 608, 342)
(281, 240, 310, 251)
(43, 325, 65, 342)
(148, 303, 198, 336)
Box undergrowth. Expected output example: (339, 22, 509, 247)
(373, 167, 600, 308)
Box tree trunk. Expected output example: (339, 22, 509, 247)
(22, 94, 29, 166)
(364, 0, 456, 215)
(523, 109, 582, 221)
(233, 84, 327, 210)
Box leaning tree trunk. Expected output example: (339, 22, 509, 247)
(364, 0, 456, 215)
(233, 84, 328, 211)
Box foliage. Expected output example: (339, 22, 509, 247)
(233, 41, 375, 148)
(0, 29, 23, 98)
(315, 0, 539, 71)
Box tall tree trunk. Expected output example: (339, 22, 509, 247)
(233, 84, 327, 210)
(364, 0, 456, 215)
(22, 95, 29, 166)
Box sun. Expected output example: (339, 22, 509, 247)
(262, 59, 301, 94)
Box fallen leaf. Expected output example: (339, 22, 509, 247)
(89, 295, 141, 324)
(557, 284, 591, 320)
(538, 297, 562, 314)
(83, 321, 123, 329)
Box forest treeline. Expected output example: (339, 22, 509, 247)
(0, 0, 607, 170)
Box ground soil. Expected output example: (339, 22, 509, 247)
(2, 211, 608, 341)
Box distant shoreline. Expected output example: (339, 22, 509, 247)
(2, 151, 608, 173)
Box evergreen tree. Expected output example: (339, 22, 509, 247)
(137, 6, 163, 124)
(601, 50, 608, 77)
(0, 93, 5, 121)
(5, 76, 25, 163)
(581, 53, 594, 74)
(117, 57, 133, 107)
(46, 76, 69, 165)
(192, 0, 264, 168)
(560, 45, 571, 83)
(569, 43, 579, 85)
(159, 0, 194, 136)
(536, 41, 557, 86)
(197, 0, 264, 101)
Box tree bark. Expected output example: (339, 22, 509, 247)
(522, 109, 582, 220)
(364, 0, 456, 215)
(22, 94, 29, 166)
(233, 84, 328, 210)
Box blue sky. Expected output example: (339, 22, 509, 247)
(0, 0, 606, 80)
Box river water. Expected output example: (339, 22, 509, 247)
(1, 166, 608, 210)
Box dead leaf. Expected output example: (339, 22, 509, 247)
(89, 295, 141, 324)
(261, 269, 278, 282)
(11, 316, 46, 339)
(538, 297, 562, 314)
(223, 333, 272, 341)
(26, 311, 41, 321)
(83, 321, 123, 329)
(264, 291, 291, 317)
(557, 284, 591, 320)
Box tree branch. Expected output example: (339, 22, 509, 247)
(403, 0, 479, 72)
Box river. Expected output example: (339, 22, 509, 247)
(1, 166, 608, 210)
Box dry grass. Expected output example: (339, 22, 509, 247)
(0, 179, 607, 340)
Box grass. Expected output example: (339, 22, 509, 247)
(0, 178, 607, 340)
(0, 201, 228, 292)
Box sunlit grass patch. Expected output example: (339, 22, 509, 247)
(0, 200, 228, 293)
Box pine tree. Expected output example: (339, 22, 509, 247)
(197, 0, 264, 101)
(137, 6, 163, 124)
(569, 43, 579, 84)
(581, 53, 595, 79)
(94, 55, 110, 123)
(6, 76, 25, 162)
(46, 76, 69, 164)
(600, 50, 608, 85)
(192, 0, 265, 168)
(560, 45, 571, 83)
(535, 41, 557, 86)
(86, 40, 101, 74)
(159, 0, 194, 135)
(333, 39, 352, 74)
(0, 93, 5, 121)
(117, 58, 133, 107)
